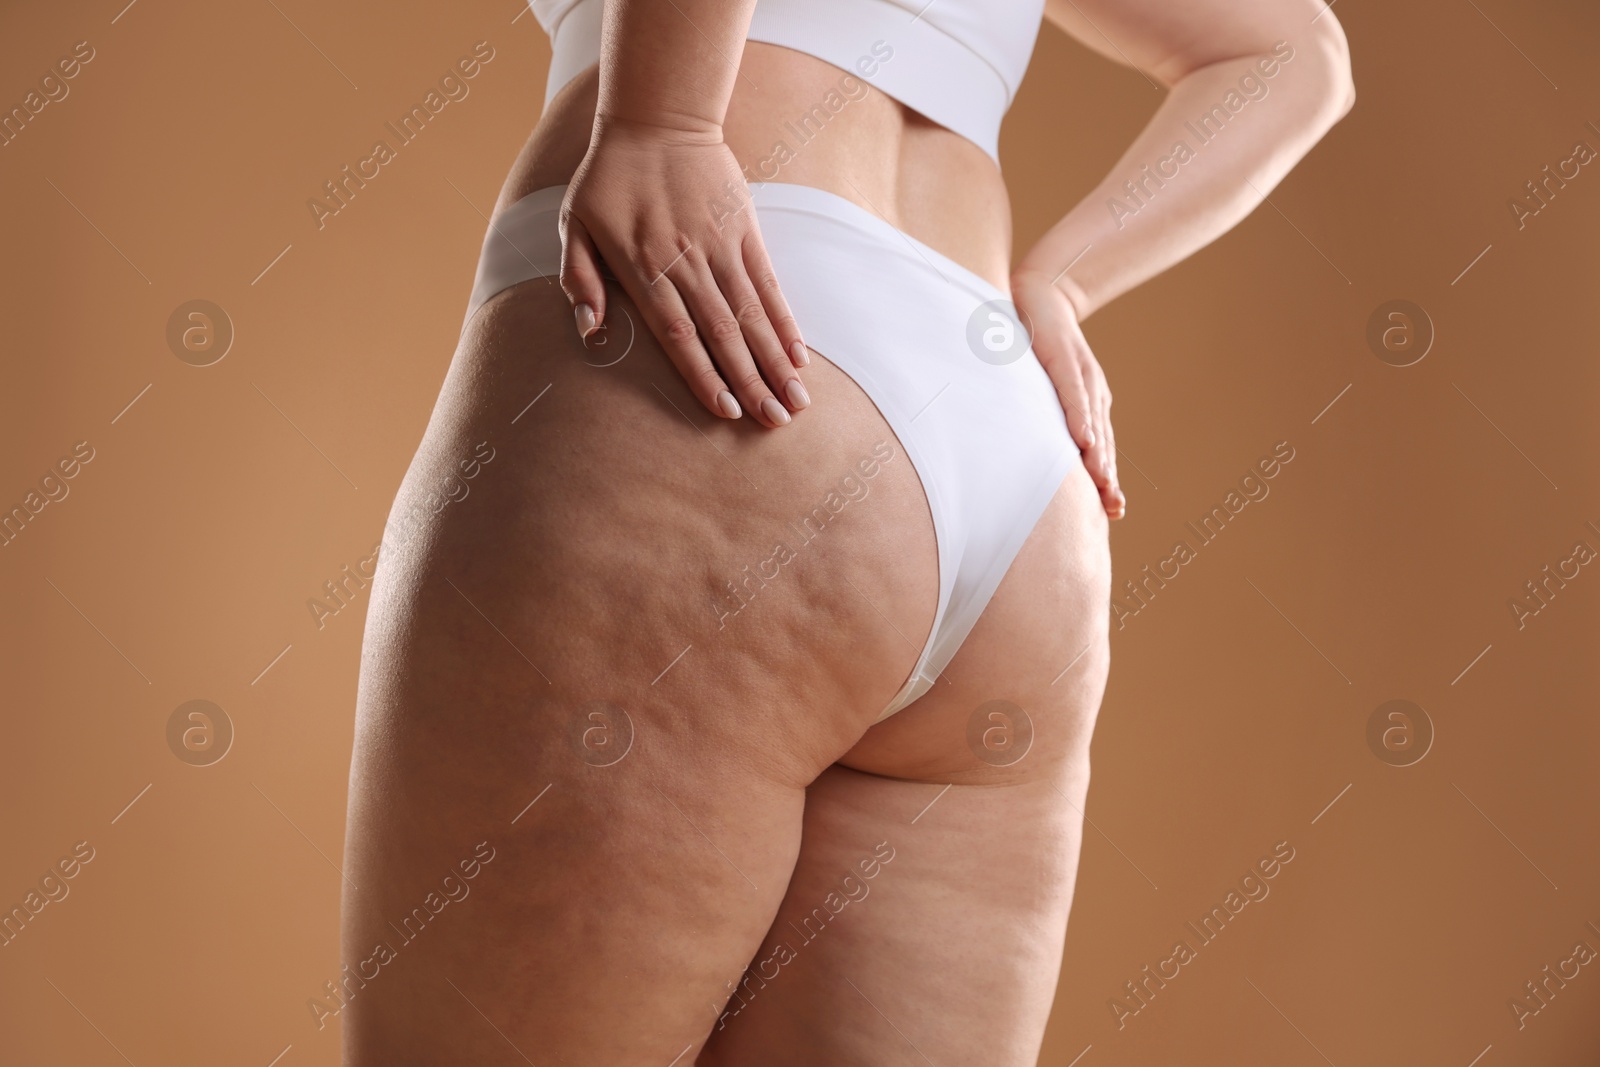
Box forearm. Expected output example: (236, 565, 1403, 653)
(594, 0, 758, 136)
(1016, 33, 1354, 319)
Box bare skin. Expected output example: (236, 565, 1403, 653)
(340, 2, 1353, 1063)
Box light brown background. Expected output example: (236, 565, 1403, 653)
(3, 1, 1597, 1064)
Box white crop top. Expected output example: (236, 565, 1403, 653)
(527, 0, 1046, 163)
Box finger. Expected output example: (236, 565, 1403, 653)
(709, 252, 809, 413)
(1099, 394, 1125, 518)
(615, 255, 742, 421)
(1085, 376, 1113, 485)
(678, 257, 791, 429)
(558, 213, 607, 339)
(1044, 357, 1096, 456)
(741, 232, 808, 368)
(1076, 363, 1112, 486)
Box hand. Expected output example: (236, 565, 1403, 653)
(558, 115, 810, 429)
(1011, 267, 1125, 519)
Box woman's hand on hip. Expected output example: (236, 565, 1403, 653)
(1012, 267, 1125, 519)
(558, 116, 810, 429)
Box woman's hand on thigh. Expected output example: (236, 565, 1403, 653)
(559, 116, 811, 429)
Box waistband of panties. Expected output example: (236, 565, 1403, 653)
(746, 181, 1008, 303)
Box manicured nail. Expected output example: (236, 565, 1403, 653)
(784, 378, 810, 410)
(574, 303, 597, 338)
(716, 390, 742, 419)
(760, 396, 791, 426)
(790, 340, 810, 367)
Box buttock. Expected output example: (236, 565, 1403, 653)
(740, 182, 1079, 717)
(461, 182, 1079, 722)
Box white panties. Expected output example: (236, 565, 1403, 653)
(463, 181, 1080, 722)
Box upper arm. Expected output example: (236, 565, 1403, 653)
(1041, 0, 1352, 93)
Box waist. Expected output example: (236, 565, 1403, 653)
(538, 0, 1038, 162)
(499, 43, 1014, 290)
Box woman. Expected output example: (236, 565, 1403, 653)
(340, 0, 1353, 1062)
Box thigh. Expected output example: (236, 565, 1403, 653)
(700, 465, 1113, 1066)
(697, 762, 1091, 1067)
(337, 281, 939, 1065)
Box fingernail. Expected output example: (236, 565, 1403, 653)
(716, 390, 742, 419)
(760, 396, 791, 426)
(790, 340, 810, 367)
(784, 378, 810, 410)
(574, 303, 597, 338)
(1083, 428, 1095, 449)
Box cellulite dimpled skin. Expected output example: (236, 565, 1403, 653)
(5, 2, 1600, 1065)
(463, 179, 1080, 722)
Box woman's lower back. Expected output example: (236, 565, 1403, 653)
(502, 43, 1015, 289)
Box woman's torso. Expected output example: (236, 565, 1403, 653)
(498, 40, 1020, 291)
